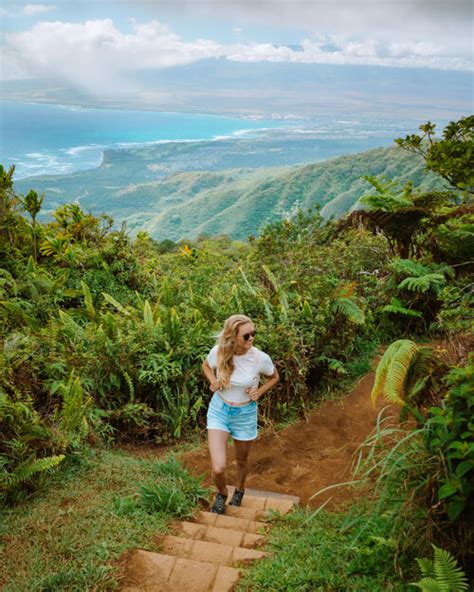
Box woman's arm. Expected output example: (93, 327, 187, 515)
(202, 359, 221, 392)
(246, 369, 280, 402)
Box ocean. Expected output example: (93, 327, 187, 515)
(0, 101, 290, 180)
(0, 100, 432, 180)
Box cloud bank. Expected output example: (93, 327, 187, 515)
(1, 12, 472, 97)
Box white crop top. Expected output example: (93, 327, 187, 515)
(206, 345, 275, 404)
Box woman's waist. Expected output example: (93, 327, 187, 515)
(216, 388, 252, 406)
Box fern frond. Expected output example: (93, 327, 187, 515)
(332, 297, 365, 325)
(398, 274, 446, 293)
(384, 340, 421, 404)
(1, 455, 65, 490)
(411, 577, 442, 591)
(81, 281, 96, 319)
(335, 281, 357, 299)
(102, 292, 131, 316)
(143, 300, 154, 328)
(416, 557, 435, 578)
(382, 297, 423, 318)
(432, 545, 469, 591)
(58, 310, 82, 335)
(371, 340, 419, 406)
(389, 258, 430, 277)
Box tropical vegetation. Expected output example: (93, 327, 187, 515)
(1, 115, 473, 590)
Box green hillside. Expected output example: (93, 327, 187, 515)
(16, 144, 444, 241)
(128, 145, 444, 240)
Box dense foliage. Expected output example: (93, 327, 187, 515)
(1, 116, 473, 585)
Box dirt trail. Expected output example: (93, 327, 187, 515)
(181, 370, 395, 508)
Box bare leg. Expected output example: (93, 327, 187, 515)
(233, 439, 253, 491)
(208, 429, 230, 495)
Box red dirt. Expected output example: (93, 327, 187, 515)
(181, 337, 473, 509)
(180, 369, 396, 509)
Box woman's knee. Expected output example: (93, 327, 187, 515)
(235, 456, 248, 468)
(212, 462, 226, 476)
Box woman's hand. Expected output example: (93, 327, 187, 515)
(209, 379, 221, 392)
(245, 387, 260, 401)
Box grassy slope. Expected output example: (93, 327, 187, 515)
(0, 448, 205, 591)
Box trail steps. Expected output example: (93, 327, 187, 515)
(122, 486, 299, 591)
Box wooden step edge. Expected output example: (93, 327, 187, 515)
(175, 521, 266, 549)
(227, 485, 300, 504)
(127, 550, 241, 592)
(196, 511, 269, 534)
(160, 535, 268, 567)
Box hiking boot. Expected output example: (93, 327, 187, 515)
(210, 492, 227, 514)
(229, 489, 245, 507)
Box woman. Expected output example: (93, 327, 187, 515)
(202, 314, 279, 514)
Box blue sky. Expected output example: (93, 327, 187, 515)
(1, 0, 472, 116)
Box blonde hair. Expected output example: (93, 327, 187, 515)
(216, 314, 253, 389)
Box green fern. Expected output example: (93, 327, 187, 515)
(54, 371, 92, 449)
(1, 455, 65, 490)
(398, 274, 446, 294)
(102, 292, 131, 316)
(389, 258, 430, 277)
(332, 297, 365, 325)
(371, 339, 420, 406)
(411, 545, 469, 591)
(143, 299, 155, 328)
(382, 297, 423, 318)
(81, 280, 96, 319)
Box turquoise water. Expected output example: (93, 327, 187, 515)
(1, 100, 437, 181)
(0, 101, 289, 179)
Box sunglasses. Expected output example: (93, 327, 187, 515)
(242, 330, 256, 341)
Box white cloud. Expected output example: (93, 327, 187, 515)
(227, 37, 472, 71)
(22, 4, 56, 16)
(2, 19, 224, 91)
(1, 16, 471, 94)
(136, 0, 473, 64)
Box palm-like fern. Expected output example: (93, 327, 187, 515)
(411, 545, 469, 591)
(332, 297, 365, 325)
(371, 339, 421, 406)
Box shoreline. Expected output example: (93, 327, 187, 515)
(0, 97, 295, 123)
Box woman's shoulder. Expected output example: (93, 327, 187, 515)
(252, 346, 271, 359)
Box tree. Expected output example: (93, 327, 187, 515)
(395, 116, 474, 198)
(19, 189, 44, 262)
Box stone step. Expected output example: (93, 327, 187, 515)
(161, 535, 268, 567)
(196, 511, 268, 534)
(124, 549, 241, 592)
(177, 521, 265, 548)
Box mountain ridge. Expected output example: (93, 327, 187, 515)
(14, 142, 445, 241)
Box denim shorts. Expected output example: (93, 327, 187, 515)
(206, 393, 258, 441)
